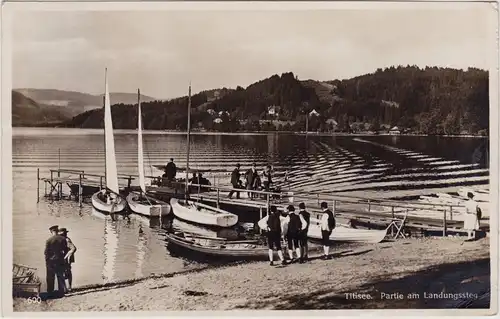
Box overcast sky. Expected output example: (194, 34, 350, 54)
(11, 4, 495, 99)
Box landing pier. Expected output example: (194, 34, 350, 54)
(37, 168, 489, 237)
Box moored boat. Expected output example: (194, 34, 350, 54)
(126, 89, 170, 217)
(307, 218, 388, 243)
(126, 192, 170, 217)
(92, 192, 127, 213)
(165, 232, 271, 261)
(91, 68, 125, 214)
(170, 198, 238, 227)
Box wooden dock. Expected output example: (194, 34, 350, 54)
(37, 168, 490, 236)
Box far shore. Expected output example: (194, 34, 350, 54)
(12, 126, 489, 138)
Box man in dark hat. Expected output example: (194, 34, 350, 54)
(45, 225, 67, 295)
(166, 158, 177, 180)
(298, 202, 311, 263)
(58, 228, 77, 292)
(228, 163, 242, 199)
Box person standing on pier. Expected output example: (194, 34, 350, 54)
(298, 202, 311, 263)
(464, 193, 481, 241)
(263, 165, 273, 192)
(228, 163, 242, 199)
(320, 202, 336, 259)
(164, 158, 177, 182)
(285, 205, 306, 263)
(59, 228, 77, 292)
(44, 225, 67, 296)
(257, 206, 285, 266)
(245, 163, 259, 199)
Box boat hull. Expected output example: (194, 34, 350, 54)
(126, 192, 171, 217)
(307, 223, 387, 244)
(166, 233, 270, 261)
(170, 198, 238, 227)
(91, 192, 126, 213)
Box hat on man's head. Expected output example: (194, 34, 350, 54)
(320, 201, 328, 209)
(270, 205, 277, 213)
(287, 205, 295, 212)
(49, 225, 59, 232)
(236, 163, 241, 168)
(299, 202, 306, 209)
(59, 228, 68, 233)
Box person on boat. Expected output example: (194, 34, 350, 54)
(257, 206, 285, 266)
(44, 225, 67, 296)
(320, 201, 336, 260)
(228, 163, 242, 199)
(298, 202, 311, 263)
(284, 205, 306, 263)
(163, 158, 177, 184)
(464, 193, 481, 241)
(58, 228, 77, 292)
(245, 163, 259, 199)
(262, 165, 273, 192)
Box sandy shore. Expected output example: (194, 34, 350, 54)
(13, 237, 490, 311)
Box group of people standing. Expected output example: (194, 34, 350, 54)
(229, 163, 273, 199)
(258, 201, 336, 266)
(44, 225, 76, 296)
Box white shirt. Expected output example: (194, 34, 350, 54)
(257, 214, 288, 236)
(465, 199, 478, 215)
(320, 209, 331, 231)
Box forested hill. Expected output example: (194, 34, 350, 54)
(64, 66, 489, 135)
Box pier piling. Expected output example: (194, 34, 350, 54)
(442, 209, 447, 236)
(449, 205, 453, 221)
(36, 168, 40, 203)
(78, 173, 83, 207)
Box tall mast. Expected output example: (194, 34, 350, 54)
(103, 68, 107, 188)
(185, 83, 192, 197)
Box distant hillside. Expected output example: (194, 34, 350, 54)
(63, 66, 489, 135)
(12, 91, 71, 126)
(15, 88, 158, 118)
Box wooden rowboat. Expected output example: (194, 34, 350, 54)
(165, 232, 272, 261)
(13, 264, 41, 297)
(170, 198, 238, 227)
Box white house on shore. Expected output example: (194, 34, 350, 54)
(309, 109, 320, 117)
(213, 118, 223, 124)
(268, 105, 279, 116)
(389, 126, 401, 134)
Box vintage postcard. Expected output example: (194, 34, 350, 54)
(1, 0, 498, 316)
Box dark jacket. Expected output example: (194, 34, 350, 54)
(165, 162, 177, 179)
(299, 210, 311, 232)
(287, 213, 302, 236)
(45, 234, 68, 265)
(246, 169, 258, 187)
(267, 213, 281, 233)
(230, 169, 241, 186)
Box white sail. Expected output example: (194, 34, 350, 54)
(104, 69, 119, 193)
(137, 89, 146, 193)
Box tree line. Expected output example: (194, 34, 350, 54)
(64, 66, 489, 135)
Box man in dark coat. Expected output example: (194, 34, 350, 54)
(45, 225, 68, 295)
(165, 158, 177, 181)
(298, 202, 311, 263)
(59, 228, 77, 292)
(228, 163, 242, 199)
(245, 163, 259, 199)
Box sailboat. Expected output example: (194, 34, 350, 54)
(91, 68, 127, 213)
(126, 89, 171, 217)
(169, 83, 238, 227)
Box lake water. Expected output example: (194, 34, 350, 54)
(12, 128, 489, 290)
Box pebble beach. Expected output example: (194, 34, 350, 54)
(13, 236, 491, 312)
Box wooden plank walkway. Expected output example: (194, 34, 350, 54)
(37, 168, 490, 235)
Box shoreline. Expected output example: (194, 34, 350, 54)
(12, 127, 489, 138)
(13, 237, 491, 312)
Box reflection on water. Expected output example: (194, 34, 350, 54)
(12, 128, 489, 289)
